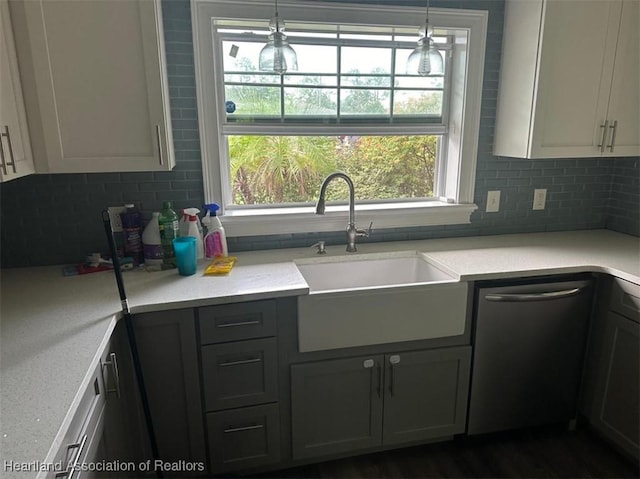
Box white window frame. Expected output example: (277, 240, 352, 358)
(192, 0, 487, 237)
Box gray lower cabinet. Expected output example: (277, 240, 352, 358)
(291, 346, 471, 460)
(101, 320, 147, 470)
(199, 300, 282, 474)
(591, 311, 639, 459)
(47, 361, 106, 479)
(383, 347, 471, 445)
(583, 277, 640, 461)
(291, 355, 384, 459)
(134, 309, 206, 471)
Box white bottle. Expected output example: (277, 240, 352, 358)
(179, 207, 202, 237)
(142, 212, 164, 271)
(202, 204, 228, 258)
(186, 214, 205, 259)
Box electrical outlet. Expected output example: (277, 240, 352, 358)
(486, 190, 500, 213)
(107, 206, 126, 232)
(533, 189, 547, 210)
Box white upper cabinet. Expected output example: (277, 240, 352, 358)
(493, 0, 639, 159)
(10, 0, 175, 173)
(0, 0, 34, 182)
(604, 0, 640, 156)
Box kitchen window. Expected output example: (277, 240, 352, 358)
(192, 0, 488, 236)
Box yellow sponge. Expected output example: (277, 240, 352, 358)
(204, 256, 237, 275)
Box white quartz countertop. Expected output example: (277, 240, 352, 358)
(1, 229, 638, 478)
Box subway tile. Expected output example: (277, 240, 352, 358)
(1, 0, 637, 267)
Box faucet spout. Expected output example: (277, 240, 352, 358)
(316, 172, 355, 221)
(316, 172, 366, 252)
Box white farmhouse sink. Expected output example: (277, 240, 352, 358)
(295, 252, 468, 352)
(296, 252, 454, 293)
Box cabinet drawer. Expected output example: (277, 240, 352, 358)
(206, 403, 281, 473)
(202, 338, 278, 411)
(199, 300, 277, 344)
(610, 279, 640, 323)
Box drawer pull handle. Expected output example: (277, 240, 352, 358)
(217, 319, 261, 328)
(223, 424, 264, 433)
(102, 352, 121, 399)
(485, 288, 582, 302)
(219, 357, 262, 367)
(55, 434, 88, 478)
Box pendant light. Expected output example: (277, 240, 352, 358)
(406, 0, 443, 76)
(258, 0, 298, 74)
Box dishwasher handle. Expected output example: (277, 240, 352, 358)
(484, 288, 583, 302)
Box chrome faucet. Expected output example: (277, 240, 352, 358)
(315, 172, 372, 252)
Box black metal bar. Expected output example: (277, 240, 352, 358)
(101, 210, 163, 478)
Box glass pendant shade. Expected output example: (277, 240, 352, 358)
(406, 35, 443, 76)
(406, 0, 443, 76)
(259, 9, 298, 75)
(259, 31, 298, 74)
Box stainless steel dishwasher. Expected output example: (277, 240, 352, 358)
(467, 276, 594, 435)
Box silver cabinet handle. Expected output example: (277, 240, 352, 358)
(389, 355, 400, 396)
(1, 126, 16, 173)
(597, 120, 609, 153)
(607, 120, 618, 152)
(223, 424, 264, 433)
(219, 357, 262, 367)
(485, 288, 583, 302)
(0, 129, 7, 176)
(155, 124, 163, 166)
(55, 434, 88, 479)
(102, 352, 120, 399)
(217, 319, 261, 328)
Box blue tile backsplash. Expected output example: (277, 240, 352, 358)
(1, 0, 638, 267)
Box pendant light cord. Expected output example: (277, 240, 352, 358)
(425, 0, 430, 30)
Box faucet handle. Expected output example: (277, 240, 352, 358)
(311, 241, 327, 254)
(357, 221, 373, 238)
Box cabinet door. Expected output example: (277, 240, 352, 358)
(134, 309, 206, 470)
(46, 362, 106, 479)
(10, 0, 174, 173)
(101, 320, 147, 466)
(383, 347, 471, 446)
(0, 0, 34, 182)
(291, 356, 383, 460)
(530, 0, 621, 158)
(592, 312, 639, 460)
(603, 0, 640, 157)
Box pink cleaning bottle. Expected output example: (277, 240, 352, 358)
(202, 204, 228, 258)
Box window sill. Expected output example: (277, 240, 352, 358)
(221, 202, 478, 237)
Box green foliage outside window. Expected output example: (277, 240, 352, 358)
(225, 66, 439, 206)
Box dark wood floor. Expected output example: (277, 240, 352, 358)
(255, 426, 639, 479)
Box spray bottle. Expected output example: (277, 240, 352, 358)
(186, 213, 204, 259)
(202, 203, 228, 258)
(179, 208, 203, 237)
